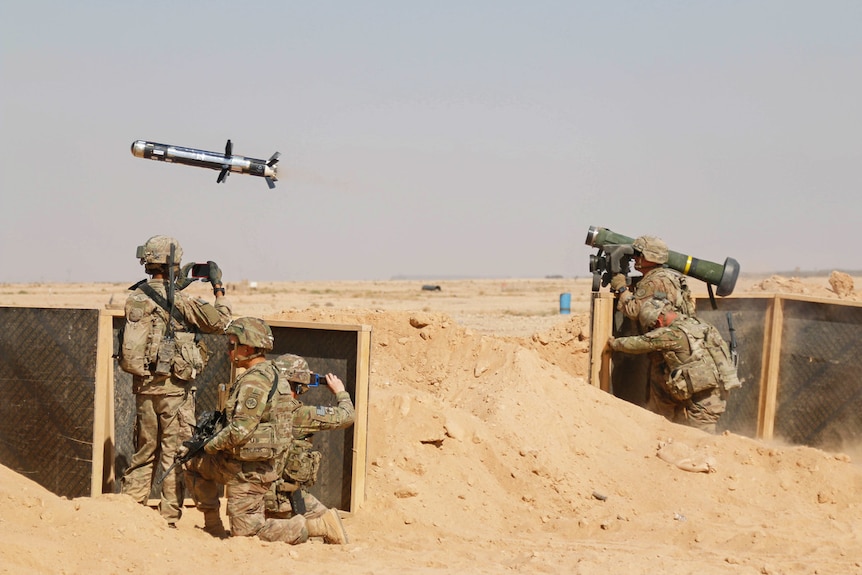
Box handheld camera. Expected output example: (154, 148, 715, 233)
(308, 373, 328, 387)
(191, 263, 212, 280)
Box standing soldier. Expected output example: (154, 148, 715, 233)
(119, 235, 231, 527)
(264, 353, 355, 545)
(608, 298, 740, 433)
(184, 317, 299, 541)
(610, 235, 696, 324)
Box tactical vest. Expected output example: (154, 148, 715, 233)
(230, 365, 297, 462)
(119, 284, 206, 380)
(663, 318, 740, 401)
(649, 267, 697, 317)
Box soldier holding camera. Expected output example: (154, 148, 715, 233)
(119, 235, 231, 527)
(263, 353, 355, 545)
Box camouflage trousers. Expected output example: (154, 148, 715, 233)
(647, 380, 726, 434)
(185, 452, 307, 544)
(265, 484, 328, 520)
(121, 391, 194, 522)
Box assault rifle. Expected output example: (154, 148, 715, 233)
(726, 312, 739, 368)
(154, 243, 178, 375)
(155, 410, 225, 486)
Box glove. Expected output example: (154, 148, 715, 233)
(610, 274, 627, 293)
(207, 260, 223, 287)
(181, 437, 208, 460)
(175, 263, 195, 290)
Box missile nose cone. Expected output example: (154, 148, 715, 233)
(131, 140, 147, 158)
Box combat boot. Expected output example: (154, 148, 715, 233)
(306, 508, 349, 544)
(202, 509, 229, 539)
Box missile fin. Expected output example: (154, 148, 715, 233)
(265, 177, 276, 189)
(224, 139, 233, 156)
(267, 151, 281, 166)
(217, 168, 229, 184)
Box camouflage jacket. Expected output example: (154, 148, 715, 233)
(207, 360, 281, 455)
(271, 391, 355, 491)
(292, 391, 356, 441)
(610, 316, 693, 362)
(610, 315, 735, 399)
(125, 278, 232, 393)
(618, 267, 695, 322)
(126, 278, 232, 334)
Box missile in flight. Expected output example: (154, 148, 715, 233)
(131, 139, 280, 189)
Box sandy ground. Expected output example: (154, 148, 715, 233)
(1, 274, 861, 575)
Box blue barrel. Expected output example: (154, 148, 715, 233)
(559, 292, 571, 314)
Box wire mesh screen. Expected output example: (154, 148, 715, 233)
(609, 297, 766, 438)
(0, 307, 99, 498)
(112, 319, 362, 511)
(773, 299, 862, 451)
(271, 326, 359, 512)
(695, 298, 767, 437)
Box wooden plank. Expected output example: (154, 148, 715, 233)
(589, 292, 615, 391)
(350, 326, 372, 513)
(93, 310, 115, 495)
(757, 296, 784, 440)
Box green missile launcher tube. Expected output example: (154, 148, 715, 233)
(585, 225, 740, 297)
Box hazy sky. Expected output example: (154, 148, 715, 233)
(2, 1, 861, 283)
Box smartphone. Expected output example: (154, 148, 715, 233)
(191, 263, 211, 279)
(309, 373, 327, 387)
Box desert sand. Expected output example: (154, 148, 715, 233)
(1, 274, 861, 575)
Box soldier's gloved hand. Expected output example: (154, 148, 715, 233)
(181, 437, 207, 459)
(175, 263, 196, 290)
(207, 261, 223, 288)
(610, 274, 628, 294)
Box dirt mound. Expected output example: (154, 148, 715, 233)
(745, 272, 860, 300)
(1, 285, 862, 573)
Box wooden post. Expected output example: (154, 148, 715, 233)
(757, 296, 784, 440)
(350, 326, 371, 513)
(93, 310, 115, 495)
(589, 292, 615, 391)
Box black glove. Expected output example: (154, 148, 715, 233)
(180, 437, 208, 462)
(175, 263, 195, 290)
(207, 260, 223, 287)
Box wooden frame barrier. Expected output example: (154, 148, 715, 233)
(588, 291, 862, 449)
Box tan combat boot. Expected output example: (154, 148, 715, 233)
(202, 509, 229, 539)
(306, 508, 349, 544)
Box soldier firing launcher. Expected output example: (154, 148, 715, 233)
(585, 225, 740, 298)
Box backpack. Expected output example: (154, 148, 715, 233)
(666, 318, 741, 401)
(119, 291, 168, 377)
(118, 282, 206, 379)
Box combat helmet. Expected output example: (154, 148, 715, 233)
(638, 298, 671, 331)
(226, 317, 274, 350)
(632, 236, 668, 265)
(137, 235, 183, 265)
(275, 353, 312, 384)
(275, 353, 315, 394)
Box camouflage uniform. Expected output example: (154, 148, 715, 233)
(618, 267, 695, 322)
(121, 278, 231, 524)
(610, 313, 728, 433)
(263, 389, 355, 542)
(185, 359, 300, 541)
